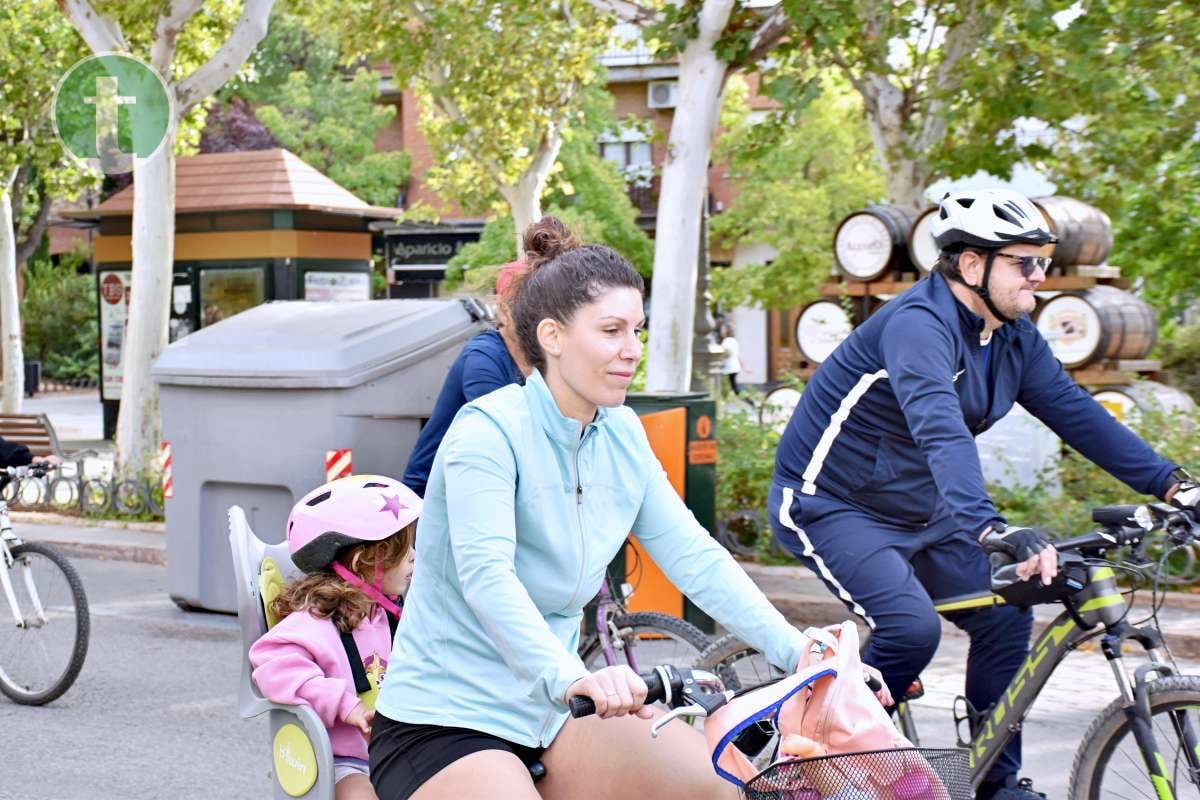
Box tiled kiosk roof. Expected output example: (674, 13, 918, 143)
(69, 149, 401, 219)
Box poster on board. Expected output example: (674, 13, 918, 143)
(98, 271, 131, 401)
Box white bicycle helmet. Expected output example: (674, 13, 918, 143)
(931, 188, 1057, 251)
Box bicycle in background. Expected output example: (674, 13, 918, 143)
(0, 463, 90, 705)
(578, 561, 711, 674)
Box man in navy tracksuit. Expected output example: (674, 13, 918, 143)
(769, 189, 1198, 800)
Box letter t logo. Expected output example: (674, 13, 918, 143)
(84, 76, 135, 174)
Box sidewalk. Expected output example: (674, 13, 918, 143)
(13, 513, 165, 565)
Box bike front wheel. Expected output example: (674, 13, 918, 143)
(1069, 674, 1200, 800)
(0, 542, 90, 705)
(578, 611, 710, 673)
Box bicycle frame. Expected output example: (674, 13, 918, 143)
(593, 578, 646, 672)
(910, 564, 1200, 797)
(0, 496, 47, 629)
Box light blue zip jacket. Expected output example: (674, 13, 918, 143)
(376, 369, 806, 747)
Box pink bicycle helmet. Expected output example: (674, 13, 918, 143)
(286, 475, 422, 573)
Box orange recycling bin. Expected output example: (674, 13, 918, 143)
(616, 392, 718, 633)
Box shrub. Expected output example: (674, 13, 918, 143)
(21, 251, 98, 382)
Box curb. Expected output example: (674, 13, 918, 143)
(47, 539, 167, 566)
(11, 510, 165, 533)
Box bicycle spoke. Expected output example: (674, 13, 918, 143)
(1107, 758, 1156, 800)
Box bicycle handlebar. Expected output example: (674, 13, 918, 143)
(568, 665, 675, 718)
(1, 462, 59, 478)
(567, 664, 883, 719)
(1053, 503, 1196, 554)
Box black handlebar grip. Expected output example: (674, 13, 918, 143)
(864, 672, 883, 692)
(568, 696, 596, 717)
(568, 668, 671, 718)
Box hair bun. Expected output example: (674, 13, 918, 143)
(523, 216, 582, 271)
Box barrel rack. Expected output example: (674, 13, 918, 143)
(771, 260, 1165, 389)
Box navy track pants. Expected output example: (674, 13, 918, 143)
(768, 482, 1032, 783)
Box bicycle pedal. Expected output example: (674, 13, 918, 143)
(904, 678, 925, 701)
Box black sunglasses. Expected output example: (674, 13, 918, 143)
(994, 252, 1052, 278)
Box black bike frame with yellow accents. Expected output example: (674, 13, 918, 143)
(905, 565, 1198, 797)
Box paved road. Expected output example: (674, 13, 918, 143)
(3, 552, 1197, 799)
(0, 556, 269, 800)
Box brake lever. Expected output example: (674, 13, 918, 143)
(649, 688, 735, 738)
(650, 702, 708, 737)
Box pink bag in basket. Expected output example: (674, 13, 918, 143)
(705, 622, 945, 798)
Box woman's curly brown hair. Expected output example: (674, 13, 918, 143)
(271, 524, 414, 633)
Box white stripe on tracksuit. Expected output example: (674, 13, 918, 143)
(801, 369, 889, 496)
(776, 485, 875, 629)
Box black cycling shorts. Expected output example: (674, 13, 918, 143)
(369, 712, 546, 799)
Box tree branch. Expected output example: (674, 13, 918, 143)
(174, 0, 274, 114)
(741, 5, 792, 66)
(15, 193, 52, 271)
(58, 0, 128, 53)
(829, 50, 870, 101)
(917, 0, 985, 151)
(583, 0, 662, 26)
(150, 0, 206, 74)
(8, 164, 28, 227)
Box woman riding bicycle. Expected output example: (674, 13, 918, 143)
(369, 219, 883, 799)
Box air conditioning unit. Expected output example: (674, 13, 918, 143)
(647, 80, 679, 109)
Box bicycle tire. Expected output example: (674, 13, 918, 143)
(578, 611, 710, 673)
(0, 542, 90, 705)
(695, 633, 785, 693)
(1068, 674, 1200, 800)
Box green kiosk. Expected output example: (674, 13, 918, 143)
(70, 149, 401, 439)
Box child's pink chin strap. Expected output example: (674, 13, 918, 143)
(331, 561, 402, 619)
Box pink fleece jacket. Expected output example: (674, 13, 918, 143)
(249, 606, 393, 761)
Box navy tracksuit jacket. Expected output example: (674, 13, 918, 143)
(769, 272, 1178, 782)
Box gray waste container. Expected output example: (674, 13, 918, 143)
(153, 298, 489, 612)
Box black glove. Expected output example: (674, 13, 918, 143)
(980, 524, 1049, 562)
(1170, 472, 1199, 510)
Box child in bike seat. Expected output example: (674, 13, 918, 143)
(249, 474, 421, 800)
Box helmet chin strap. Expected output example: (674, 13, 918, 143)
(952, 250, 1016, 325)
(332, 561, 403, 619)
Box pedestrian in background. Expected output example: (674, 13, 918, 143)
(719, 321, 743, 395)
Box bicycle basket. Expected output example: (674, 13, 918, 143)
(742, 747, 971, 800)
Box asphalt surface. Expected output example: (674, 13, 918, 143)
(3, 541, 1198, 799)
(0, 556, 270, 800)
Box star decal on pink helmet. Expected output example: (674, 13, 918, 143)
(379, 493, 406, 519)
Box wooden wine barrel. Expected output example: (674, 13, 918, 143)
(1034, 285, 1157, 368)
(761, 386, 802, 432)
(1092, 382, 1196, 426)
(907, 206, 939, 274)
(1032, 196, 1113, 268)
(794, 300, 854, 364)
(833, 204, 918, 281)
